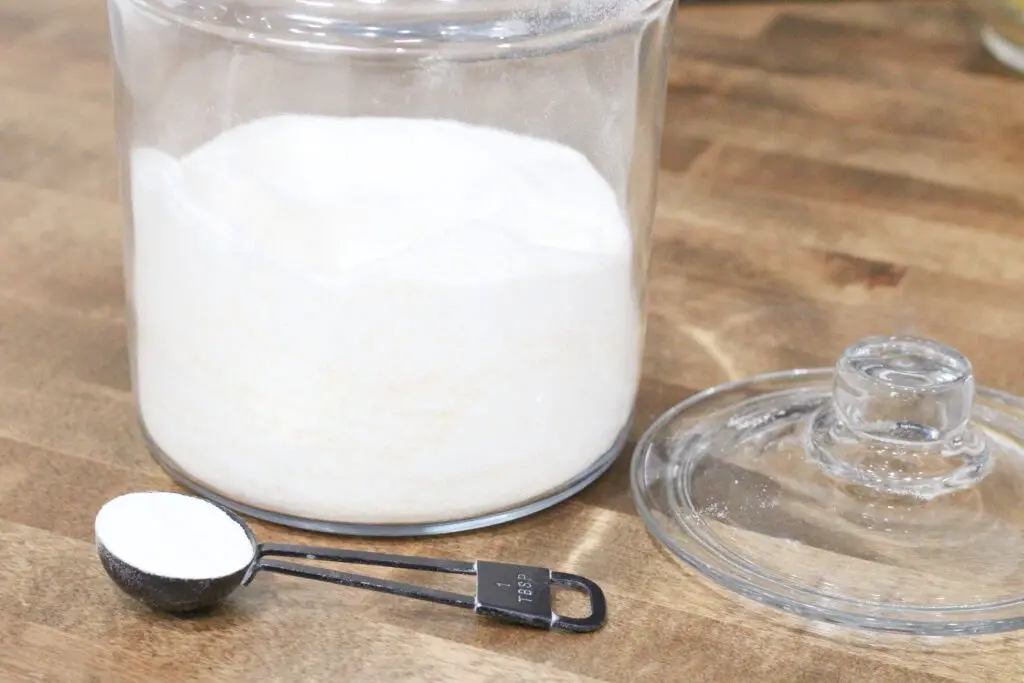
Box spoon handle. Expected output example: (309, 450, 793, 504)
(248, 543, 606, 633)
(256, 542, 476, 574)
(253, 556, 474, 609)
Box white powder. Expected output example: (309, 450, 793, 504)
(130, 115, 641, 525)
(95, 492, 254, 579)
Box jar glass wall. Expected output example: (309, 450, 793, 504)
(108, 0, 676, 534)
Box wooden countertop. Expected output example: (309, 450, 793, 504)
(2, 0, 1023, 681)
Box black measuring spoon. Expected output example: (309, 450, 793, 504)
(95, 492, 606, 633)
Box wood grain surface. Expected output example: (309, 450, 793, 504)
(1, 0, 1024, 681)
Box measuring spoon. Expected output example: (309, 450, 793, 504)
(95, 492, 606, 633)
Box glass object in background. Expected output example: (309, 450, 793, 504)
(977, 0, 1024, 72)
(107, 0, 676, 535)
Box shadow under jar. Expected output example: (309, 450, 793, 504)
(108, 0, 676, 535)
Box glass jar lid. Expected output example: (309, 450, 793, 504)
(631, 335, 1024, 636)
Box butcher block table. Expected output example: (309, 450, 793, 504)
(2, 0, 1024, 681)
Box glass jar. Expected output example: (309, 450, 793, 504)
(107, 0, 676, 534)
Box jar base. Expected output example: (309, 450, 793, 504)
(142, 418, 630, 537)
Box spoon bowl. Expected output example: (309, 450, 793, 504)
(96, 493, 257, 613)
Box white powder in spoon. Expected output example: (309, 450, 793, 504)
(95, 492, 255, 579)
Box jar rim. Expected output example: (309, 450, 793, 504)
(117, 0, 673, 57)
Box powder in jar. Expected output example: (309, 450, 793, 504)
(95, 492, 254, 579)
(129, 115, 641, 525)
